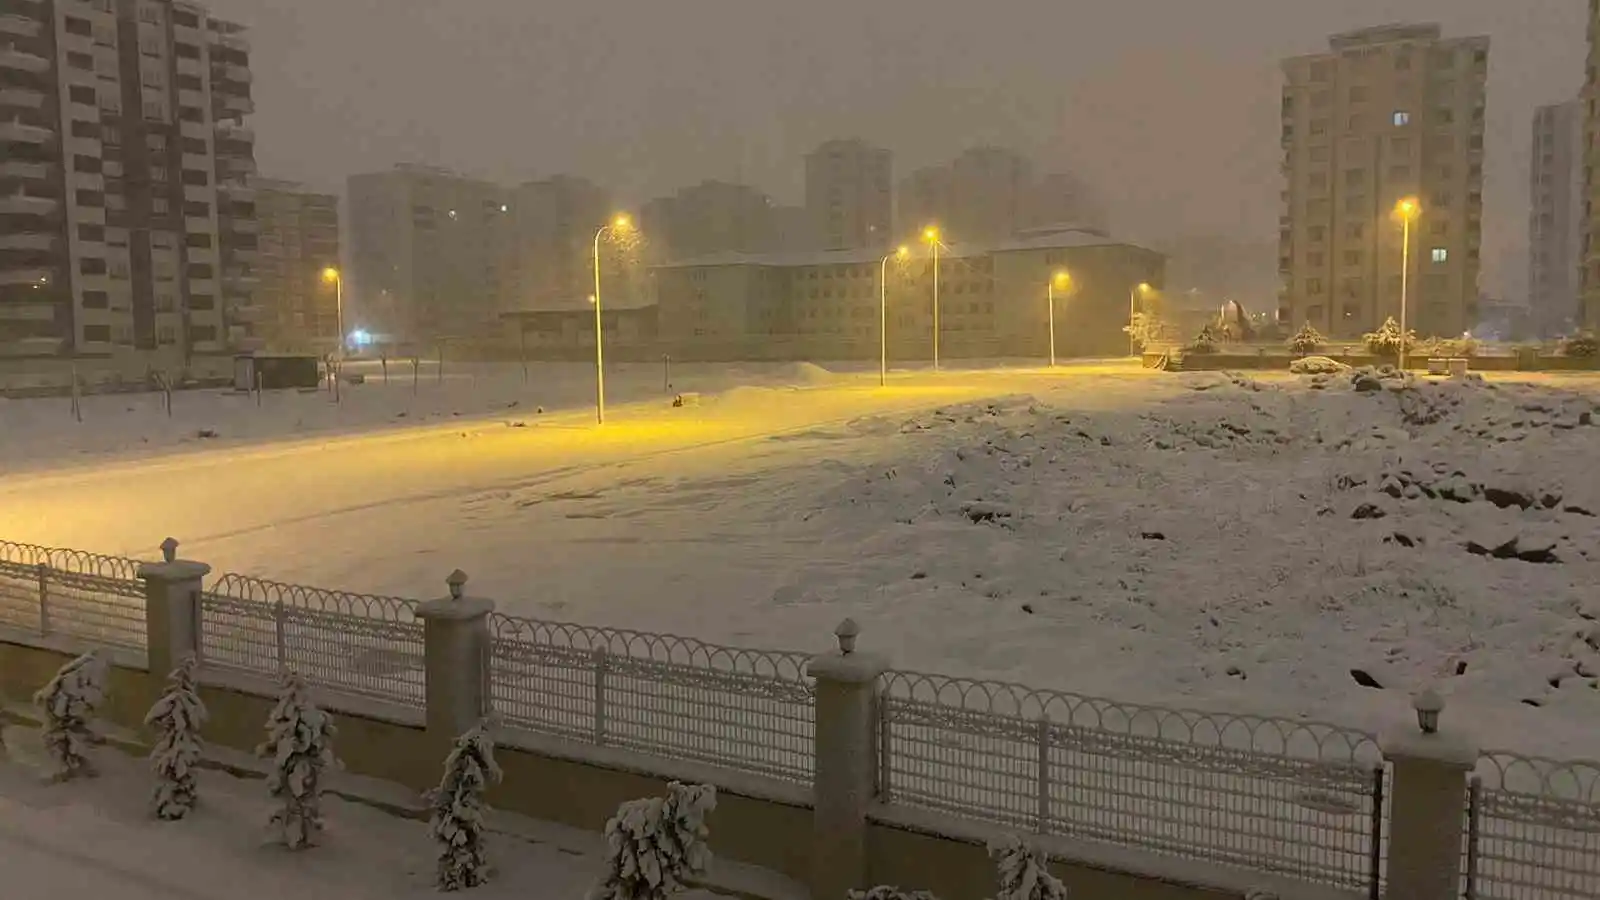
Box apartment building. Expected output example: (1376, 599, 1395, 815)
(505, 174, 610, 310)
(346, 164, 512, 345)
(803, 138, 891, 251)
(1529, 101, 1584, 337)
(253, 178, 338, 352)
(898, 146, 1034, 244)
(639, 179, 780, 262)
(0, 0, 258, 366)
(1279, 23, 1488, 339)
(1582, 0, 1600, 331)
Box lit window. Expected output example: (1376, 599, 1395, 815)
(1431, 248, 1449, 263)
(1393, 111, 1410, 126)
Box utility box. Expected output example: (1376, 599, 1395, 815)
(233, 354, 320, 391)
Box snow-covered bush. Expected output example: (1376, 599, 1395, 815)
(1187, 324, 1220, 355)
(989, 835, 1068, 900)
(1285, 323, 1325, 357)
(1362, 317, 1416, 358)
(589, 781, 717, 900)
(33, 649, 109, 781)
(256, 671, 337, 849)
(145, 654, 208, 820)
(1432, 336, 1479, 358)
(1289, 355, 1349, 375)
(1561, 332, 1598, 358)
(1122, 313, 1173, 352)
(428, 720, 503, 891)
(847, 889, 941, 900)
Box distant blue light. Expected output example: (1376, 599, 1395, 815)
(349, 329, 373, 348)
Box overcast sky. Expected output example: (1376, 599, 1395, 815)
(210, 0, 1586, 298)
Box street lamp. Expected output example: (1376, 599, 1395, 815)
(1130, 282, 1153, 357)
(591, 214, 633, 425)
(1394, 197, 1422, 371)
(320, 267, 343, 356)
(879, 245, 910, 387)
(923, 226, 941, 371)
(1047, 270, 1071, 368)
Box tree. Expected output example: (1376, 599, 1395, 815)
(1562, 332, 1599, 358)
(256, 671, 337, 849)
(1286, 323, 1325, 357)
(1187, 324, 1220, 355)
(428, 720, 503, 891)
(1122, 313, 1173, 353)
(1362, 317, 1415, 358)
(990, 835, 1068, 900)
(33, 649, 109, 781)
(145, 654, 208, 820)
(589, 782, 718, 900)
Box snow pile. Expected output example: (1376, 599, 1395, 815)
(32, 650, 109, 781)
(847, 889, 942, 900)
(589, 782, 717, 900)
(428, 720, 503, 891)
(1289, 356, 1349, 375)
(990, 835, 1068, 900)
(144, 654, 208, 820)
(257, 672, 338, 849)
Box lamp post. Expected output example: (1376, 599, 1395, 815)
(1130, 282, 1152, 357)
(923, 226, 941, 371)
(320, 267, 343, 357)
(879, 245, 909, 387)
(1047, 270, 1070, 368)
(591, 214, 633, 425)
(1394, 197, 1421, 372)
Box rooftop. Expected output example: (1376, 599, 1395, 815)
(651, 226, 1155, 270)
(1328, 23, 1441, 50)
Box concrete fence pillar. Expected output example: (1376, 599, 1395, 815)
(414, 569, 494, 748)
(136, 537, 210, 675)
(806, 619, 887, 900)
(1381, 688, 1479, 900)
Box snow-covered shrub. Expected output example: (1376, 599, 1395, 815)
(33, 649, 109, 781)
(989, 835, 1068, 900)
(1561, 332, 1598, 358)
(1362, 317, 1416, 358)
(1285, 323, 1325, 357)
(847, 889, 942, 900)
(1289, 355, 1349, 375)
(1122, 312, 1173, 352)
(1432, 336, 1479, 358)
(589, 781, 717, 900)
(256, 671, 337, 849)
(145, 654, 208, 820)
(428, 720, 503, 891)
(1187, 324, 1220, 355)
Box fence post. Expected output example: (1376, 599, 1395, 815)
(805, 619, 887, 900)
(136, 538, 210, 675)
(36, 562, 50, 635)
(1036, 717, 1051, 833)
(1380, 689, 1478, 900)
(592, 648, 609, 745)
(414, 569, 494, 752)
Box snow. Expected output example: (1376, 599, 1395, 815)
(0, 722, 724, 900)
(3, 361, 1600, 758)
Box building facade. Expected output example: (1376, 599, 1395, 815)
(898, 146, 1035, 244)
(345, 164, 512, 347)
(638, 179, 780, 263)
(253, 178, 338, 352)
(506, 174, 610, 310)
(803, 138, 891, 251)
(1583, 1, 1600, 331)
(1279, 23, 1488, 339)
(0, 0, 258, 366)
(1529, 101, 1584, 337)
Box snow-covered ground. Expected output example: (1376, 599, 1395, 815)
(0, 722, 726, 900)
(3, 362, 1600, 759)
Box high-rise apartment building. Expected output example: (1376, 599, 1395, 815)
(0, 0, 258, 364)
(253, 178, 338, 352)
(1529, 101, 1584, 337)
(1582, 0, 1600, 331)
(898, 146, 1035, 243)
(639, 179, 779, 262)
(803, 138, 891, 251)
(505, 174, 611, 310)
(1279, 24, 1488, 338)
(346, 164, 512, 344)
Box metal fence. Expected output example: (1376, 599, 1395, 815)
(0, 540, 148, 654)
(1465, 753, 1600, 900)
(487, 612, 815, 785)
(878, 670, 1386, 894)
(198, 574, 426, 708)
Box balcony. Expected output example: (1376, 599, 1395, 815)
(0, 301, 56, 322)
(228, 302, 264, 322)
(0, 160, 50, 180)
(0, 87, 45, 109)
(222, 268, 259, 286)
(220, 64, 251, 84)
(223, 216, 259, 233)
(0, 193, 57, 215)
(211, 32, 249, 52)
(0, 232, 55, 251)
(0, 16, 43, 39)
(0, 119, 52, 143)
(220, 157, 256, 178)
(219, 94, 254, 115)
(0, 46, 49, 74)
(0, 267, 52, 287)
(217, 180, 255, 199)
(215, 121, 254, 143)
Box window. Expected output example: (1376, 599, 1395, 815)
(1312, 90, 1331, 108)
(152, 197, 170, 215)
(1344, 250, 1362, 266)
(83, 325, 111, 343)
(181, 169, 208, 186)
(1388, 164, 1411, 180)
(1345, 168, 1366, 187)
(187, 263, 214, 279)
(175, 43, 200, 60)
(183, 201, 210, 217)
(1392, 136, 1411, 152)
(75, 190, 105, 207)
(1309, 172, 1328, 189)
(185, 232, 213, 249)
(1310, 61, 1332, 82)
(1431, 248, 1449, 264)
(139, 3, 162, 24)
(1347, 114, 1367, 131)
(1310, 146, 1329, 162)
(1430, 221, 1449, 236)
(1434, 108, 1454, 125)
(143, 101, 166, 122)
(1393, 111, 1410, 126)
(1346, 222, 1365, 239)
(1306, 278, 1324, 295)
(67, 51, 94, 71)
(109, 261, 128, 280)
(1310, 119, 1328, 136)
(157, 326, 175, 345)
(68, 85, 97, 106)
(1308, 251, 1325, 267)
(140, 40, 163, 58)
(176, 74, 202, 91)
(155, 294, 175, 312)
(178, 106, 205, 123)
(189, 293, 215, 310)
(1308, 226, 1326, 242)
(189, 325, 217, 342)
(80, 289, 110, 309)
(1343, 196, 1366, 214)
(173, 9, 199, 28)
(181, 137, 207, 154)
(64, 16, 93, 36)
(77, 224, 105, 243)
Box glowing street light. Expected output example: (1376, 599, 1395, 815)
(1130, 282, 1153, 357)
(879, 245, 910, 387)
(923, 226, 941, 371)
(321, 266, 343, 356)
(1393, 197, 1421, 371)
(591, 214, 633, 425)
(1047, 270, 1071, 368)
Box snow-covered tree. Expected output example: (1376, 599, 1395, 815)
(1362, 317, 1416, 358)
(1286, 323, 1325, 357)
(989, 835, 1068, 900)
(33, 649, 109, 781)
(847, 888, 941, 900)
(256, 671, 337, 849)
(588, 781, 717, 900)
(145, 654, 208, 820)
(1187, 324, 1220, 355)
(428, 720, 503, 891)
